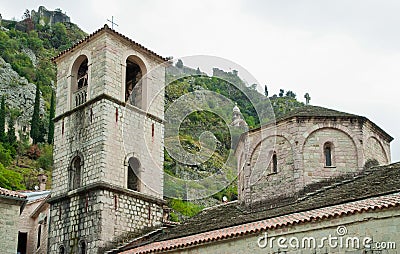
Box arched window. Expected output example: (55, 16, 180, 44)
(71, 55, 89, 107)
(59, 245, 65, 254)
(125, 57, 143, 107)
(69, 156, 83, 190)
(79, 240, 87, 254)
(272, 151, 278, 173)
(324, 142, 333, 167)
(127, 157, 140, 191)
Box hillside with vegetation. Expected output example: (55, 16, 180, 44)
(164, 63, 305, 220)
(0, 8, 86, 190)
(0, 7, 307, 221)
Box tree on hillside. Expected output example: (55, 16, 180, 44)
(286, 90, 296, 99)
(7, 115, 16, 146)
(22, 9, 34, 32)
(264, 85, 268, 97)
(176, 59, 183, 69)
(51, 22, 69, 50)
(30, 84, 41, 144)
(0, 95, 5, 142)
(47, 90, 55, 144)
(279, 89, 284, 97)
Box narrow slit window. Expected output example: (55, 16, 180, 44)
(37, 225, 42, 249)
(79, 240, 87, 254)
(59, 246, 65, 254)
(324, 143, 332, 167)
(272, 152, 278, 173)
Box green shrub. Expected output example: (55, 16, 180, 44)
(0, 163, 25, 190)
(168, 198, 204, 217)
(0, 142, 13, 166)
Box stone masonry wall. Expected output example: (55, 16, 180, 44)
(238, 116, 391, 204)
(363, 121, 391, 166)
(48, 189, 163, 253)
(0, 198, 21, 254)
(249, 135, 295, 203)
(302, 127, 358, 185)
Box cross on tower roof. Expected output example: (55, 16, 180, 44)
(107, 16, 119, 29)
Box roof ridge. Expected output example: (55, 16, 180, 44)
(52, 24, 168, 62)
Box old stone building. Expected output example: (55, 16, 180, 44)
(47, 25, 399, 254)
(17, 190, 51, 254)
(48, 24, 167, 253)
(235, 105, 392, 204)
(0, 187, 27, 254)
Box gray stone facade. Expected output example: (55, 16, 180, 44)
(49, 26, 167, 253)
(236, 108, 393, 204)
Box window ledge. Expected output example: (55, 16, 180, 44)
(267, 172, 278, 176)
(324, 166, 336, 168)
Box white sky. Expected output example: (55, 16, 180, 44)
(1, 0, 399, 162)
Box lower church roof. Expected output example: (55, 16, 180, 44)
(113, 162, 400, 253)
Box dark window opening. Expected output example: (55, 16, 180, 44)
(272, 152, 278, 173)
(79, 240, 87, 254)
(70, 156, 82, 190)
(77, 59, 88, 89)
(17, 232, 27, 254)
(324, 143, 332, 167)
(72, 56, 89, 107)
(59, 245, 65, 254)
(125, 60, 142, 105)
(37, 225, 42, 249)
(127, 157, 140, 191)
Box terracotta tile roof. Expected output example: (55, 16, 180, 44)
(116, 162, 400, 253)
(0, 187, 27, 200)
(52, 24, 168, 62)
(121, 192, 400, 253)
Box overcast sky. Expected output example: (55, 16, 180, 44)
(1, 0, 399, 161)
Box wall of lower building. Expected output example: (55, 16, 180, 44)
(18, 200, 41, 254)
(167, 207, 400, 254)
(0, 198, 21, 254)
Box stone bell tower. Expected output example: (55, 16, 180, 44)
(48, 25, 167, 253)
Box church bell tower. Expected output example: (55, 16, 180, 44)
(48, 25, 167, 253)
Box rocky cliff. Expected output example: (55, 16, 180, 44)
(0, 57, 45, 133)
(31, 6, 70, 27)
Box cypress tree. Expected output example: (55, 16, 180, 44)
(7, 114, 16, 145)
(30, 84, 41, 144)
(47, 90, 55, 144)
(0, 95, 5, 142)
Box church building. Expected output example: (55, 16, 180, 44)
(48, 25, 400, 254)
